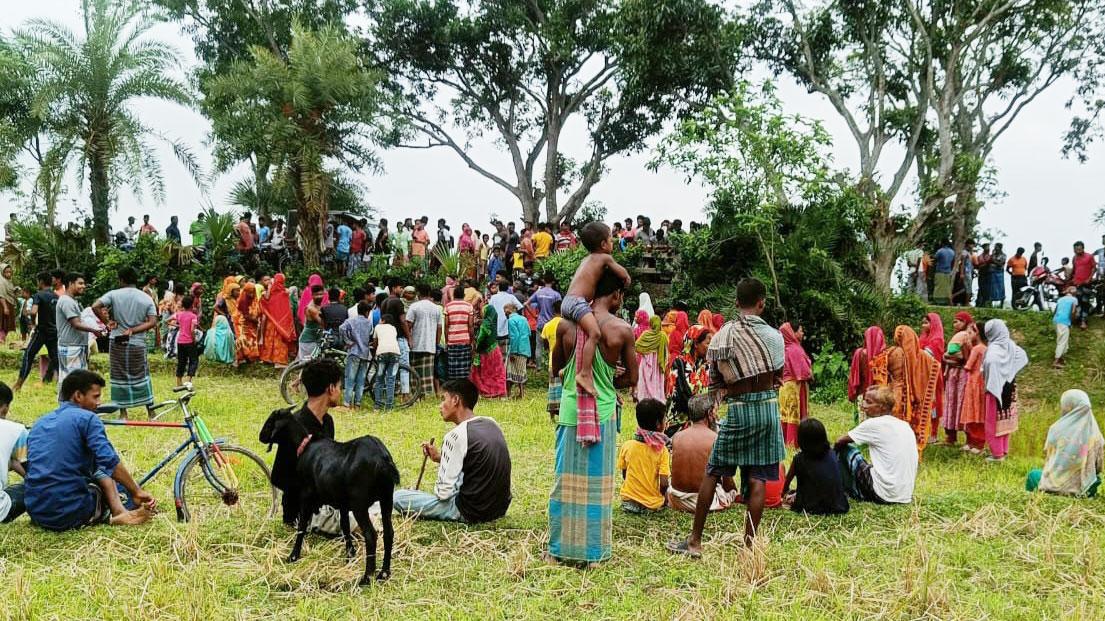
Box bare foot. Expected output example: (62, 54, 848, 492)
(110, 506, 153, 526)
(576, 371, 596, 396)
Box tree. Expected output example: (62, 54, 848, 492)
(16, 0, 203, 244)
(749, 0, 933, 292)
(204, 24, 386, 267)
(156, 0, 359, 217)
(369, 0, 739, 226)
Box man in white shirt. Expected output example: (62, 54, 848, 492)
(487, 281, 517, 350)
(0, 382, 29, 524)
(407, 284, 442, 398)
(393, 379, 511, 523)
(833, 385, 918, 504)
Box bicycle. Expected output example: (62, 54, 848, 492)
(278, 332, 423, 409)
(97, 383, 278, 523)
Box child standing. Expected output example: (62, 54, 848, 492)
(617, 399, 670, 514)
(1053, 286, 1077, 368)
(340, 301, 374, 407)
(372, 313, 401, 409)
(173, 295, 200, 386)
(782, 419, 849, 515)
(504, 303, 531, 399)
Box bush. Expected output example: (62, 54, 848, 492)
(810, 343, 850, 405)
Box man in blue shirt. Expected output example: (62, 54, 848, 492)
(932, 241, 956, 306)
(335, 219, 353, 276)
(527, 274, 562, 367)
(1053, 287, 1077, 369)
(25, 370, 155, 530)
(258, 216, 271, 245)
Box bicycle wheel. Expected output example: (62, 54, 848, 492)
(280, 358, 309, 405)
(363, 360, 423, 409)
(177, 444, 277, 523)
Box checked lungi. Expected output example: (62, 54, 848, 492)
(409, 351, 435, 396)
(547, 377, 562, 415)
(506, 354, 528, 385)
(547, 419, 617, 563)
(56, 344, 89, 397)
(708, 390, 785, 471)
(445, 344, 473, 380)
(109, 338, 154, 408)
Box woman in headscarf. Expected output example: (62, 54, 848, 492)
(259, 273, 295, 368)
(697, 310, 716, 335)
(458, 223, 477, 279)
(958, 323, 988, 454)
(779, 322, 813, 448)
(871, 325, 941, 454)
(667, 310, 690, 360)
(633, 310, 650, 339)
(469, 304, 507, 398)
(980, 319, 1028, 462)
(0, 264, 19, 343)
(638, 292, 655, 318)
(918, 312, 946, 442)
(665, 325, 712, 427)
(204, 306, 236, 364)
(1026, 389, 1104, 497)
(189, 282, 204, 324)
(941, 312, 974, 446)
(712, 313, 725, 332)
(634, 315, 668, 402)
(297, 273, 329, 326)
(848, 326, 885, 424)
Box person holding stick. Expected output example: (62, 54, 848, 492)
(393, 378, 512, 523)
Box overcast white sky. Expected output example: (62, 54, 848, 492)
(3, 1, 1104, 263)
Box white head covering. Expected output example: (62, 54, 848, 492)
(638, 292, 655, 318)
(982, 319, 1028, 399)
(1040, 390, 1105, 496)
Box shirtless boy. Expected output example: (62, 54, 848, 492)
(562, 222, 631, 395)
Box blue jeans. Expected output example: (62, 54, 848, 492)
(398, 337, 410, 394)
(392, 489, 464, 522)
(344, 353, 370, 406)
(374, 353, 399, 408)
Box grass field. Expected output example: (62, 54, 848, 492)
(1, 308, 1104, 620)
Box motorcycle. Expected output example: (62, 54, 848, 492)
(1012, 266, 1064, 312)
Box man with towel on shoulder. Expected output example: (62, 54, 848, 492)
(667, 278, 784, 558)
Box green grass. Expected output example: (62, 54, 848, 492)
(1, 308, 1104, 620)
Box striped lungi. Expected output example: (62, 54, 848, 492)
(445, 344, 473, 380)
(506, 354, 528, 384)
(709, 390, 785, 469)
(409, 351, 435, 395)
(109, 338, 154, 407)
(547, 377, 562, 414)
(547, 419, 617, 563)
(57, 344, 89, 396)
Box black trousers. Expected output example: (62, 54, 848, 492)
(18, 332, 57, 382)
(176, 342, 200, 378)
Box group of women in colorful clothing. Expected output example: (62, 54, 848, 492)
(848, 312, 1027, 462)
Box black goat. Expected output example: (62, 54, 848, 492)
(260, 409, 400, 584)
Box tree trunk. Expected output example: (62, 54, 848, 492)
(89, 154, 110, 245)
(521, 193, 540, 229)
(253, 159, 271, 218)
(951, 180, 979, 258)
(295, 164, 328, 269)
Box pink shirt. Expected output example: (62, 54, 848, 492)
(175, 310, 198, 344)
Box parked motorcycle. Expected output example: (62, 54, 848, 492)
(1012, 266, 1064, 312)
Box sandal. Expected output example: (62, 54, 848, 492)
(666, 539, 702, 559)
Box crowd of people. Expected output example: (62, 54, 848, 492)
(0, 216, 1100, 573)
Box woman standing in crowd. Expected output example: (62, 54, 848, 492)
(696, 309, 716, 335)
(666, 307, 690, 361)
(1026, 389, 1103, 497)
(871, 325, 940, 455)
(637, 292, 655, 318)
(458, 223, 477, 279)
(848, 326, 885, 424)
(235, 282, 261, 364)
(918, 313, 946, 443)
(259, 273, 294, 368)
(634, 315, 667, 403)
(633, 309, 649, 339)
(779, 322, 812, 448)
(980, 319, 1027, 462)
(959, 323, 988, 454)
(941, 312, 973, 445)
(470, 305, 507, 398)
(0, 264, 19, 344)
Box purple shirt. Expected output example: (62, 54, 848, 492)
(530, 286, 562, 329)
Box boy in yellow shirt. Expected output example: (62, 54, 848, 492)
(617, 399, 670, 514)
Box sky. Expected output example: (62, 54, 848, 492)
(3, 0, 1104, 265)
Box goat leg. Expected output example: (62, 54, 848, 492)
(340, 510, 355, 559)
(377, 496, 394, 581)
(353, 508, 376, 586)
(287, 503, 313, 563)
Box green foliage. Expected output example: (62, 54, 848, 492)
(1, 222, 98, 291)
(810, 343, 849, 405)
(535, 247, 586, 292)
(15, 0, 203, 243)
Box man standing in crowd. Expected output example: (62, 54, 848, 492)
(408, 284, 441, 398)
(123, 217, 138, 244)
(975, 243, 992, 306)
(1028, 241, 1044, 273)
(13, 272, 58, 392)
(139, 215, 157, 236)
(668, 278, 784, 557)
(335, 218, 353, 276)
(1054, 286, 1077, 368)
(381, 278, 412, 395)
(932, 240, 955, 305)
(394, 379, 511, 523)
(487, 280, 517, 351)
(555, 223, 576, 252)
(443, 284, 475, 380)
(92, 267, 158, 417)
(411, 220, 431, 261)
(533, 223, 553, 260)
(349, 219, 367, 276)
(235, 212, 254, 257)
(1071, 241, 1097, 330)
(959, 240, 976, 306)
(189, 212, 206, 248)
(1007, 247, 1029, 300)
(527, 274, 562, 368)
(55, 273, 102, 394)
(165, 216, 181, 244)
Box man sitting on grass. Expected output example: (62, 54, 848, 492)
(24, 370, 156, 530)
(666, 394, 739, 514)
(833, 385, 918, 505)
(393, 378, 512, 523)
(617, 398, 671, 514)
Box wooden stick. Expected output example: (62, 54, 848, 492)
(414, 438, 435, 491)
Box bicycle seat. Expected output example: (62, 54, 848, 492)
(96, 403, 124, 415)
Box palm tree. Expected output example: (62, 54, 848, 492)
(16, 0, 203, 244)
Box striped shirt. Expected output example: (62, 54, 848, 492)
(444, 300, 474, 346)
